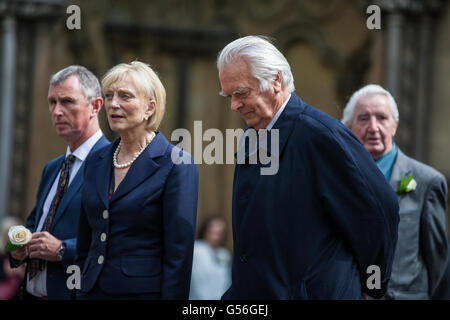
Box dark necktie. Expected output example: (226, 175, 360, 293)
(28, 154, 76, 279)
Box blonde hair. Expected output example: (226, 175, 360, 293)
(102, 61, 166, 131)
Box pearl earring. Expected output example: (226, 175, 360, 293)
(144, 116, 149, 121)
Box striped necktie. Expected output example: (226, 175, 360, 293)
(29, 154, 76, 279)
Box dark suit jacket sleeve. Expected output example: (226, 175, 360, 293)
(421, 173, 449, 296)
(63, 238, 77, 263)
(161, 158, 198, 299)
(310, 125, 399, 298)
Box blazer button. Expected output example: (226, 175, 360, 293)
(103, 210, 109, 219)
(240, 253, 248, 263)
(98, 255, 104, 265)
(100, 233, 107, 242)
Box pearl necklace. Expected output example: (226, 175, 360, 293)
(113, 132, 156, 169)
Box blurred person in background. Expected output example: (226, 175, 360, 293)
(189, 216, 231, 300)
(0, 216, 26, 300)
(343, 84, 448, 300)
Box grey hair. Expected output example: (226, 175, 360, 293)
(341, 84, 399, 126)
(50, 65, 101, 103)
(217, 35, 295, 93)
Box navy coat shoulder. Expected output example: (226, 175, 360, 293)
(76, 131, 198, 299)
(223, 93, 400, 300)
(18, 135, 109, 300)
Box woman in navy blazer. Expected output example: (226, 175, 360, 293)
(75, 61, 198, 299)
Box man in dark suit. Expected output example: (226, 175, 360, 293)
(217, 35, 399, 299)
(9, 65, 109, 300)
(343, 84, 448, 299)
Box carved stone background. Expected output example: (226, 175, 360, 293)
(1, 0, 449, 247)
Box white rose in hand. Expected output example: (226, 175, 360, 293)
(5, 225, 32, 252)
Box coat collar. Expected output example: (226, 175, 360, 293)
(270, 93, 305, 156)
(94, 132, 168, 208)
(238, 93, 305, 160)
(34, 157, 64, 229)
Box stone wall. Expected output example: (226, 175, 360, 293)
(14, 0, 449, 250)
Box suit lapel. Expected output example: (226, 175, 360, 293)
(235, 94, 304, 233)
(49, 164, 84, 232)
(110, 132, 168, 204)
(389, 149, 412, 193)
(49, 135, 111, 228)
(95, 141, 115, 209)
(268, 93, 304, 158)
(237, 94, 303, 161)
(34, 157, 64, 229)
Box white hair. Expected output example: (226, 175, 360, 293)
(217, 35, 295, 93)
(341, 84, 399, 126)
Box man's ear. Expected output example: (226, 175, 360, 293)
(90, 97, 103, 118)
(392, 120, 399, 136)
(345, 118, 353, 131)
(273, 72, 282, 93)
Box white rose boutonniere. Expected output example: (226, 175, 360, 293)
(396, 175, 417, 195)
(405, 178, 417, 192)
(5, 225, 32, 252)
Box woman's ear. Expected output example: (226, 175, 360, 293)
(145, 100, 156, 119)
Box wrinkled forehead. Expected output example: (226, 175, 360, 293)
(220, 57, 251, 78)
(103, 71, 146, 96)
(219, 59, 260, 93)
(354, 94, 392, 116)
(48, 75, 84, 98)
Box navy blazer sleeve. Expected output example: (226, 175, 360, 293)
(309, 124, 399, 298)
(161, 155, 198, 299)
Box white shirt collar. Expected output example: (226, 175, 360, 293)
(266, 93, 291, 131)
(65, 129, 103, 161)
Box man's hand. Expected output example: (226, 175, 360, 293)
(10, 246, 28, 262)
(28, 231, 62, 262)
(3, 258, 25, 279)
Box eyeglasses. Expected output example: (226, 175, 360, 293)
(219, 87, 253, 100)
